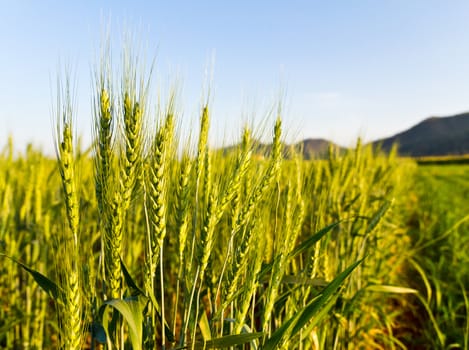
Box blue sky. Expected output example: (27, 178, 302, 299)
(2, 1, 469, 152)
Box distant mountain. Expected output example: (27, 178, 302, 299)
(373, 112, 469, 157)
(294, 138, 345, 159)
(222, 112, 469, 159)
(221, 138, 343, 160)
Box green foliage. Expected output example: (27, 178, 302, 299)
(2, 47, 466, 350)
(404, 164, 469, 348)
(0, 131, 416, 349)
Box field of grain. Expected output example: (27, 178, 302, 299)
(0, 57, 467, 350)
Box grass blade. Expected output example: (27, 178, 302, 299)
(0, 254, 62, 300)
(263, 259, 363, 350)
(101, 295, 148, 350)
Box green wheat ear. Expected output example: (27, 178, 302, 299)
(94, 87, 113, 218)
(58, 122, 80, 244)
(144, 109, 173, 290)
(54, 75, 84, 350)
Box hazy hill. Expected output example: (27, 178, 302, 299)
(221, 138, 344, 160)
(373, 112, 469, 156)
(294, 138, 345, 159)
(222, 112, 469, 159)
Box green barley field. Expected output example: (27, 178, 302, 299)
(0, 54, 468, 350)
